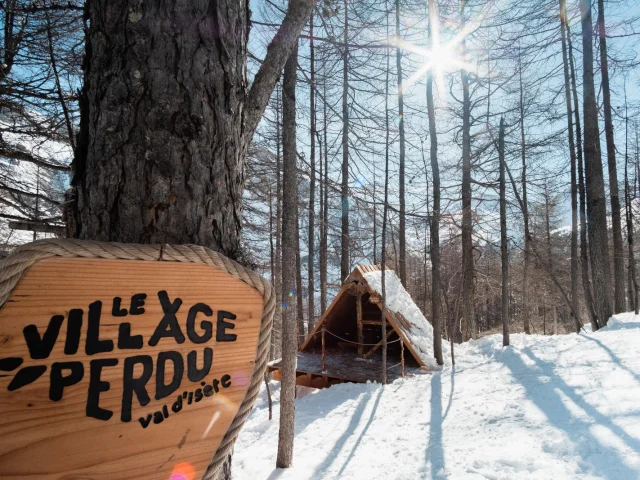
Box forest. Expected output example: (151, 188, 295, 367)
(1, 0, 640, 477)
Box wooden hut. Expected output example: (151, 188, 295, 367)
(268, 265, 435, 388)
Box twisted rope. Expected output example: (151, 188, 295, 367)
(0, 239, 275, 480)
(320, 328, 403, 346)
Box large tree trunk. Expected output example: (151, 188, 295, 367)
(395, 0, 406, 286)
(518, 50, 531, 335)
(340, 0, 350, 282)
(460, 2, 475, 341)
(567, 20, 598, 329)
(427, 0, 443, 365)
(499, 117, 509, 346)
(73, 1, 312, 477)
(277, 41, 298, 469)
(560, 0, 581, 333)
(581, 0, 612, 328)
(74, 0, 311, 260)
(597, 0, 625, 314)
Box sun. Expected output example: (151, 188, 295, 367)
(391, 14, 480, 96)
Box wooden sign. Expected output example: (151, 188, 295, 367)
(0, 241, 272, 480)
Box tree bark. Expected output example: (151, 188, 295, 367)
(74, 0, 312, 263)
(276, 41, 298, 469)
(381, 6, 391, 384)
(460, 2, 475, 341)
(307, 11, 316, 335)
(373, 173, 378, 265)
(518, 50, 531, 335)
(427, 0, 443, 365)
(296, 199, 304, 340)
(340, 0, 350, 282)
(273, 87, 283, 360)
(625, 104, 639, 314)
(395, 0, 406, 286)
(559, 0, 581, 332)
(597, 0, 625, 314)
(567, 21, 598, 329)
(320, 70, 329, 314)
(499, 117, 509, 346)
(581, 0, 612, 328)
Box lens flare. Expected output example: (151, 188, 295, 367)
(170, 462, 195, 480)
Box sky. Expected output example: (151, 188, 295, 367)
(246, 0, 640, 261)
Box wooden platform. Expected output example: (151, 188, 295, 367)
(268, 348, 428, 388)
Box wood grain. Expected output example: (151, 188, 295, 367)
(0, 257, 264, 480)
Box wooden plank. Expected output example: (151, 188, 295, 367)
(269, 350, 426, 384)
(362, 320, 382, 325)
(363, 329, 395, 359)
(0, 257, 264, 480)
(8, 221, 65, 235)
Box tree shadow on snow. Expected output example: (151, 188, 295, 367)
(424, 371, 448, 479)
(307, 386, 383, 478)
(580, 333, 640, 386)
(503, 347, 640, 478)
(335, 387, 384, 477)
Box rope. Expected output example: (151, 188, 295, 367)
(321, 328, 403, 346)
(0, 239, 274, 480)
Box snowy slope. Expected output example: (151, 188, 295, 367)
(234, 312, 640, 479)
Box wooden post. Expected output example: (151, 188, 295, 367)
(321, 328, 326, 371)
(400, 339, 405, 378)
(356, 293, 364, 357)
(264, 372, 273, 420)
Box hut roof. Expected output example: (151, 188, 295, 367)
(302, 265, 437, 370)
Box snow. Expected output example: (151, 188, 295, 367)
(234, 312, 640, 479)
(362, 269, 440, 369)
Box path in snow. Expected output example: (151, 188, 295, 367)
(234, 313, 640, 479)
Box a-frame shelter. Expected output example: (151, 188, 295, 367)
(268, 265, 435, 388)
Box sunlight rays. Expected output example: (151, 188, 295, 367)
(389, 14, 483, 97)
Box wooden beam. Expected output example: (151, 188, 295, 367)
(400, 339, 405, 378)
(357, 294, 364, 358)
(363, 329, 394, 359)
(321, 328, 326, 371)
(362, 320, 382, 325)
(8, 221, 65, 235)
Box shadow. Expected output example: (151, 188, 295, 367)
(502, 347, 640, 478)
(442, 367, 455, 422)
(581, 334, 640, 386)
(601, 322, 640, 331)
(265, 468, 286, 480)
(336, 387, 384, 476)
(425, 372, 447, 479)
(309, 389, 377, 478)
(292, 386, 368, 436)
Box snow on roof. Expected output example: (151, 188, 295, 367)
(362, 268, 438, 369)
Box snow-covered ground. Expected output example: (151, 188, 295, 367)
(234, 312, 640, 479)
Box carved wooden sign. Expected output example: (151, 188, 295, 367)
(0, 242, 270, 480)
